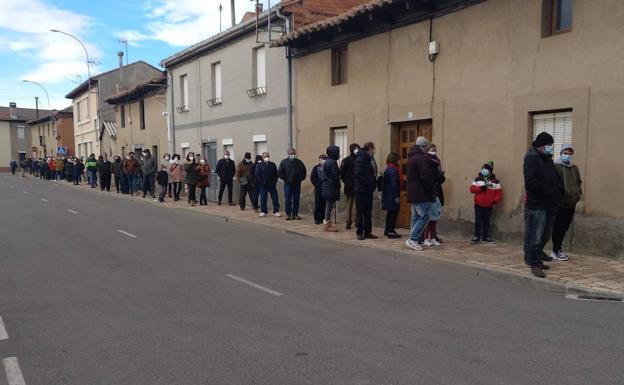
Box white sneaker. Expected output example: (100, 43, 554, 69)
(273, 212, 282, 217)
(405, 239, 424, 251)
(259, 212, 267, 217)
(423, 239, 435, 247)
(551, 250, 569, 261)
(430, 238, 442, 246)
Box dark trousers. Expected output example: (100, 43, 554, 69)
(10, 167, 16, 175)
(143, 174, 155, 196)
(239, 183, 253, 209)
(355, 190, 373, 236)
(199, 186, 207, 205)
(73, 174, 80, 185)
(260, 186, 280, 214)
(524, 208, 556, 267)
(218, 179, 233, 203)
(101, 174, 111, 191)
(385, 209, 399, 234)
(167, 183, 172, 197)
(474, 206, 493, 240)
(114, 176, 121, 193)
(172, 182, 182, 201)
(251, 185, 259, 210)
(552, 206, 576, 253)
(284, 183, 301, 217)
(187, 184, 197, 203)
(158, 184, 167, 201)
(314, 190, 326, 224)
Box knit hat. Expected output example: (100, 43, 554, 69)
(483, 160, 494, 171)
(560, 143, 574, 154)
(244, 152, 252, 159)
(533, 132, 554, 147)
(416, 136, 429, 148)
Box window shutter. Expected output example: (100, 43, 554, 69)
(533, 111, 573, 157)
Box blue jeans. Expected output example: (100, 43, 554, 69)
(284, 183, 301, 217)
(260, 186, 280, 214)
(409, 202, 433, 242)
(87, 169, 97, 188)
(126, 174, 135, 194)
(524, 208, 556, 267)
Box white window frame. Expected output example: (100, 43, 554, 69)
(212, 62, 222, 100)
(332, 127, 348, 162)
(17, 125, 25, 139)
(180, 74, 189, 107)
(253, 46, 266, 89)
(532, 110, 573, 161)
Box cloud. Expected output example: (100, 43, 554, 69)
(0, 0, 100, 84)
(115, 30, 150, 47)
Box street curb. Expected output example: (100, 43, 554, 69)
(49, 177, 624, 299)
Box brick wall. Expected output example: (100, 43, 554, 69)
(281, 0, 372, 29)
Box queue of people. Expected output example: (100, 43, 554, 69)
(11, 132, 581, 278)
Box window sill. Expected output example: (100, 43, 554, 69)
(247, 87, 267, 98)
(207, 97, 222, 108)
(176, 105, 190, 113)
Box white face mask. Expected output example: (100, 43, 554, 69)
(429, 151, 437, 156)
(189, 156, 194, 161)
(224, 155, 230, 159)
(164, 156, 170, 161)
(353, 148, 359, 155)
(264, 157, 270, 162)
(200, 159, 206, 164)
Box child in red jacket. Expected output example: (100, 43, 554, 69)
(469, 161, 503, 244)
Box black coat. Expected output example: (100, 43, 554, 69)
(111, 161, 123, 177)
(406, 146, 436, 204)
(354, 151, 376, 194)
(426, 154, 446, 206)
(321, 146, 341, 201)
(99, 160, 112, 176)
(523, 147, 563, 210)
(339, 154, 356, 196)
(310, 164, 323, 191)
(278, 158, 307, 185)
(255, 161, 278, 189)
(215, 158, 236, 181)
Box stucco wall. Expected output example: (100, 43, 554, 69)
(0, 121, 12, 168)
(114, 93, 168, 159)
(293, 0, 624, 257)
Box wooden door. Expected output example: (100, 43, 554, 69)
(397, 120, 432, 228)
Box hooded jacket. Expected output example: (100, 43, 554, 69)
(406, 146, 436, 204)
(354, 150, 376, 194)
(554, 161, 582, 208)
(523, 147, 563, 210)
(321, 146, 341, 201)
(382, 163, 401, 211)
(470, 173, 503, 208)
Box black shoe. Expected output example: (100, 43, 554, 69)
(293, 216, 302, 220)
(357, 234, 365, 241)
(240, 207, 245, 210)
(286, 217, 292, 221)
(315, 221, 322, 225)
(217, 201, 222, 206)
(483, 238, 496, 244)
(435, 236, 443, 244)
(229, 202, 236, 206)
(142, 194, 146, 198)
(470, 237, 480, 244)
(531, 266, 546, 278)
(346, 222, 352, 230)
(541, 253, 554, 262)
(365, 233, 378, 239)
(387, 233, 401, 239)
(539, 262, 550, 270)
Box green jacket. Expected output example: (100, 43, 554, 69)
(86, 159, 97, 170)
(554, 162, 582, 208)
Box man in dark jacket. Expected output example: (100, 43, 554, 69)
(111, 156, 123, 193)
(236, 152, 254, 210)
(354, 142, 378, 240)
(310, 154, 328, 225)
(141, 149, 157, 198)
(73, 159, 84, 185)
(99, 155, 112, 192)
(340, 143, 360, 229)
(405, 137, 437, 251)
(523, 132, 563, 278)
(9, 160, 17, 175)
(255, 152, 281, 217)
(278, 148, 307, 220)
(215, 150, 236, 206)
(249, 155, 263, 212)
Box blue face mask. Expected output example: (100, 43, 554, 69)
(544, 145, 554, 155)
(481, 169, 490, 177)
(561, 154, 572, 163)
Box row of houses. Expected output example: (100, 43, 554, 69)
(3, 0, 624, 258)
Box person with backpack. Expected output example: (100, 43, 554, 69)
(469, 161, 503, 244)
(310, 154, 328, 225)
(382, 152, 402, 238)
(321, 146, 341, 232)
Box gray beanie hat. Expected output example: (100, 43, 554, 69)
(416, 136, 429, 148)
(560, 143, 574, 154)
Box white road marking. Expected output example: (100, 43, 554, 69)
(0, 317, 8, 340)
(40, 198, 48, 202)
(21, 191, 28, 194)
(67, 209, 78, 214)
(117, 230, 138, 238)
(226, 274, 284, 296)
(3, 357, 26, 385)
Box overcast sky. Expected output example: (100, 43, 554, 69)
(0, 0, 275, 110)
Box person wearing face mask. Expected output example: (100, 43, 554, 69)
(168, 154, 184, 201)
(421, 144, 446, 245)
(354, 142, 378, 240)
(141, 149, 157, 199)
(236, 152, 254, 210)
(99, 155, 112, 192)
(112, 156, 123, 193)
(278, 148, 307, 220)
(381, 152, 402, 238)
(215, 150, 236, 206)
(184, 152, 198, 206)
(156, 164, 169, 203)
(321, 146, 341, 232)
(249, 155, 263, 212)
(523, 131, 564, 278)
(195, 155, 212, 206)
(550, 144, 582, 261)
(122, 152, 140, 196)
(340, 143, 361, 230)
(255, 152, 281, 217)
(469, 161, 503, 244)
(163, 153, 173, 198)
(310, 154, 328, 225)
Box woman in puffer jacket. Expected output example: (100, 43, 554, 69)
(320, 146, 341, 232)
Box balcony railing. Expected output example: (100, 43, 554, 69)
(176, 105, 190, 113)
(247, 86, 267, 98)
(206, 97, 222, 108)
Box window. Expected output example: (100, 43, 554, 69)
(121, 146, 126, 158)
(180, 74, 189, 107)
(331, 46, 348, 86)
(253, 46, 266, 89)
(533, 110, 572, 160)
(332, 127, 348, 162)
(139, 100, 145, 130)
(76, 101, 81, 121)
(212, 62, 222, 99)
(120, 105, 125, 128)
(542, 0, 573, 37)
(255, 141, 267, 156)
(17, 125, 25, 139)
(224, 144, 234, 161)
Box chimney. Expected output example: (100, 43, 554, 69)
(117, 51, 124, 68)
(9, 102, 17, 119)
(230, 0, 236, 27)
(35, 97, 39, 118)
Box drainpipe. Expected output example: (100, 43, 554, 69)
(276, 7, 293, 148)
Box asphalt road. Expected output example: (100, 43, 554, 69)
(0, 174, 623, 385)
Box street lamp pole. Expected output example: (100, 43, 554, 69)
(23, 80, 55, 155)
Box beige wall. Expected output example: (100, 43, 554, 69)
(0, 121, 11, 168)
(72, 87, 99, 158)
(293, 0, 624, 252)
(29, 121, 57, 158)
(114, 92, 168, 160)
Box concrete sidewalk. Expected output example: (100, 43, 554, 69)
(61, 180, 624, 298)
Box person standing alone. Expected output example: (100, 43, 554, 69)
(215, 150, 236, 206)
(278, 148, 307, 220)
